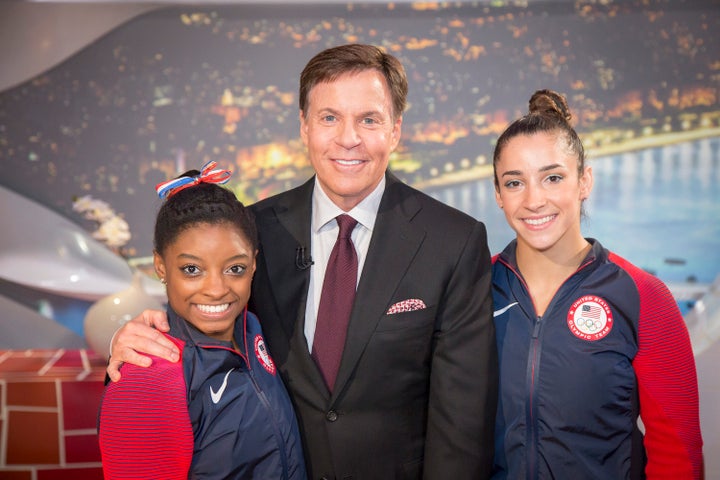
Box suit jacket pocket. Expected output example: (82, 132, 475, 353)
(375, 307, 435, 333)
(400, 456, 423, 480)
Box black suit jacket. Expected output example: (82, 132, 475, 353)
(249, 172, 498, 480)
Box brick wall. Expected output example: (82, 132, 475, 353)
(0, 349, 107, 479)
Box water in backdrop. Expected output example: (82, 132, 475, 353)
(430, 137, 720, 313)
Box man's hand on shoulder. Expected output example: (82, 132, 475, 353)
(106, 309, 178, 382)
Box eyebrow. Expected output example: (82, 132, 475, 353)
(318, 107, 383, 118)
(539, 163, 564, 172)
(500, 163, 564, 177)
(500, 169, 522, 178)
(358, 110, 382, 117)
(177, 252, 251, 262)
(316, 107, 339, 115)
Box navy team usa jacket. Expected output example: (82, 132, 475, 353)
(99, 307, 307, 479)
(491, 239, 702, 479)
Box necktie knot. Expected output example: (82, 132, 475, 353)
(336, 214, 357, 239)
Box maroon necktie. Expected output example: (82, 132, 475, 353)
(312, 214, 358, 391)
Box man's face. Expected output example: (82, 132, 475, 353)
(300, 69, 402, 211)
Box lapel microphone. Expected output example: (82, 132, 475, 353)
(295, 246, 314, 270)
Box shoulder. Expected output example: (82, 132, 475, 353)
(244, 310, 263, 334)
(250, 178, 313, 215)
(607, 251, 671, 297)
(99, 333, 192, 479)
(101, 333, 188, 429)
(606, 251, 681, 329)
(237, 310, 270, 350)
(385, 176, 481, 229)
(108, 333, 186, 393)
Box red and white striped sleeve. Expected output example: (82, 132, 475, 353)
(99, 334, 194, 480)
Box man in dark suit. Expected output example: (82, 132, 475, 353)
(108, 44, 497, 479)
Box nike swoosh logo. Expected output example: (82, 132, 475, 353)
(210, 368, 235, 404)
(493, 302, 519, 317)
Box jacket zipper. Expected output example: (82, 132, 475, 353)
(201, 344, 290, 480)
(500, 255, 595, 480)
(248, 371, 290, 480)
(527, 315, 542, 480)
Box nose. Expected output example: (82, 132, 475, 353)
(203, 272, 229, 298)
(523, 183, 547, 211)
(336, 120, 361, 149)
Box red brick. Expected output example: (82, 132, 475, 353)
(6, 411, 59, 465)
(0, 470, 33, 480)
(0, 356, 49, 375)
(64, 434, 101, 463)
(6, 381, 57, 408)
(61, 380, 105, 430)
(37, 467, 104, 480)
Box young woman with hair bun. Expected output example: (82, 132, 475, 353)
(491, 90, 703, 479)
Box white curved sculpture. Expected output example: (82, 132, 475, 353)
(0, 184, 155, 301)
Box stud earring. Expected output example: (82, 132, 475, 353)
(161, 278, 166, 285)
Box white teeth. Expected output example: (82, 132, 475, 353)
(525, 215, 555, 226)
(336, 159, 362, 165)
(196, 304, 230, 314)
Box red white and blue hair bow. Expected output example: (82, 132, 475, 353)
(155, 161, 232, 199)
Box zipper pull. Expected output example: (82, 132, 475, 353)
(532, 316, 542, 338)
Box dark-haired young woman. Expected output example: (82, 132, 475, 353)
(98, 162, 306, 479)
(491, 91, 703, 479)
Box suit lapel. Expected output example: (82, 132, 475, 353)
(332, 173, 426, 399)
(260, 179, 314, 338)
(258, 178, 331, 397)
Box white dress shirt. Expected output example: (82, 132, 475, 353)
(304, 176, 385, 352)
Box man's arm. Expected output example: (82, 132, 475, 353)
(423, 221, 498, 479)
(106, 309, 179, 382)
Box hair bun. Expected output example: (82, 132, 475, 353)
(528, 89, 572, 123)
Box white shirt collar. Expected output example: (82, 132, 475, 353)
(311, 175, 386, 233)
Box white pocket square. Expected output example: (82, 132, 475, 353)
(386, 299, 427, 315)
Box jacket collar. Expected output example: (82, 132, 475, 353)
(167, 306, 248, 353)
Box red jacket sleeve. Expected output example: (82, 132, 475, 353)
(99, 334, 193, 480)
(612, 254, 704, 479)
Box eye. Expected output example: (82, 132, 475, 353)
(546, 174, 564, 184)
(361, 117, 377, 125)
(503, 179, 522, 189)
(181, 264, 201, 276)
(227, 264, 247, 275)
(321, 114, 336, 123)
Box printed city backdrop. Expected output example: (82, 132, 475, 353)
(1, 0, 718, 307)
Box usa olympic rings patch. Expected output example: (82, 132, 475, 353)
(567, 295, 613, 341)
(254, 335, 276, 375)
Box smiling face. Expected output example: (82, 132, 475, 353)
(495, 131, 593, 257)
(300, 69, 402, 211)
(154, 222, 256, 342)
